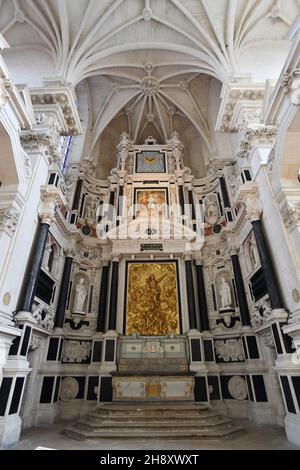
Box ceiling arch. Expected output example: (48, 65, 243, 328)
(0, 0, 299, 177)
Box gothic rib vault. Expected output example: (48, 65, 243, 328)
(0, 0, 300, 450)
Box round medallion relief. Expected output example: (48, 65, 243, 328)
(292, 288, 300, 303)
(228, 376, 247, 401)
(60, 377, 79, 402)
(3, 292, 11, 305)
(81, 225, 91, 236)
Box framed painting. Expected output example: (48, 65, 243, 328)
(124, 261, 181, 336)
(133, 187, 169, 219)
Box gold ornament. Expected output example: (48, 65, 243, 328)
(126, 262, 180, 336)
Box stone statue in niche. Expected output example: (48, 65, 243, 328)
(84, 199, 97, 226)
(219, 277, 232, 309)
(204, 195, 219, 225)
(73, 278, 87, 314)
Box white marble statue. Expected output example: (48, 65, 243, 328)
(85, 199, 96, 225)
(220, 277, 232, 309)
(73, 278, 87, 313)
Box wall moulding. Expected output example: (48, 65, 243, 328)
(215, 77, 265, 133)
(30, 78, 82, 136)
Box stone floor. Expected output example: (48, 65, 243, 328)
(11, 420, 300, 450)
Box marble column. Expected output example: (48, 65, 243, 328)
(97, 263, 110, 332)
(54, 254, 73, 328)
(178, 185, 185, 223)
(219, 176, 230, 208)
(185, 258, 197, 330)
(18, 222, 50, 312)
(195, 262, 209, 331)
(116, 185, 123, 227)
(243, 188, 284, 310)
(106, 188, 115, 233)
(231, 253, 251, 326)
(71, 178, 83, 210)
(188, 189, 196, 232)
(251, 219, 284, 310)
(108, 259, 119, 331)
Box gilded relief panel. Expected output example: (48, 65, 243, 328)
(126, 262, 180, 336)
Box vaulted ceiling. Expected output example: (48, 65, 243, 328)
(1, 0, 299, 177)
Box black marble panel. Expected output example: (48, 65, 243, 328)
(58, 339, 63, 361)
(9, 326, 23, 356)
(207, 376, 220, 400)
(100, 377, 112, 402)
(194, 376, 208, 402)
(74, 377, 85, 399)
(252, 375, 268, 402)
(53, 377, 61, 403)
(47, 337, 60, 361)
(280, 376, 296, 414)
(246, 336, 260, 359)
(0, 377, 13, 416)
(291, 376, 300, 410)
(250, 267, 268, 302)
(40, 377, 55, 403)
(242, 336, 248, 360)
(36, 269, 55, 305)
(87, 377, 99, 401)
(246, 375, 254, 401)
(272, 323, 283, 355)
(9, 377, 25, 414)
(203, 340, 214, 362)
(105, 339, 115, 362)
(92, 341, 103, 363)
(20, 326, 31, 357)
(190, 339, 201, 362)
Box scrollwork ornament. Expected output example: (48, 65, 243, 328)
(61, 340, 92, 363)
(0, 206, 19, 236)
(281, 68, 300, 105)
(0, 77, 11, 109)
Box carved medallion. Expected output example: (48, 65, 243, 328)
(3, 292, 11, 305)
(292, 288, 300, 303)
(228, 376, 247, 400)
(60, 377, 79, 402)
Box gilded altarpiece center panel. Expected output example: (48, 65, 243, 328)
(125, 261, 181, 336)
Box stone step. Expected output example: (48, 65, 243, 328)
(94, 402, 209, 411)
(62, 401, 244, 441)
(63, 424, 244, 440)
(77, 416, 232, 428)
(89, 410, 220, 420)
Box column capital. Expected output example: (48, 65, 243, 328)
(236, 182, 262, 221)
(227, 235, 240, 256)
(63, 248, 75, 258)
(38, 198, 56, 225)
